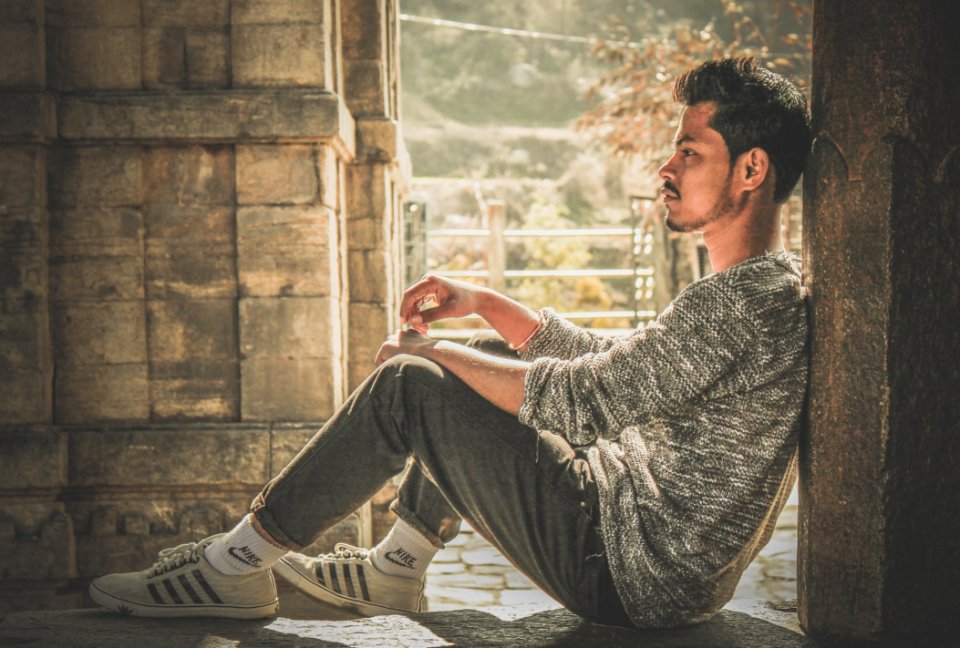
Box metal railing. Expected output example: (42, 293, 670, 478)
(413, 198, 661, 337)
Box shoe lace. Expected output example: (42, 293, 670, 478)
(149, 534, 222, 577)
(323, 542, 369, 561)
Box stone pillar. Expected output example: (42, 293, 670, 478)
(0, 0, 75, 611)
(800, 0, 960, 643)
(342, 0, 409, 391)
(0, 0, 407, 612)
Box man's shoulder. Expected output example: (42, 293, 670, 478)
(665, 252, 805, 333)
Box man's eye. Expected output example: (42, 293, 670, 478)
(682, 149, 695, 157)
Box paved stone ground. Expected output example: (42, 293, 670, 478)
(0, 600, 820, 647)
(425, 497, 799, 612)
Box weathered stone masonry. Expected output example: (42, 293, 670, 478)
(0, 0, 407, 612)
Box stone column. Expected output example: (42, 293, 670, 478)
(0, 0, 75, 611)
(342, 0, 409, 390)
(800, 0, 960, 642)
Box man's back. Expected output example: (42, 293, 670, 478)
(520, 251, 807, 627)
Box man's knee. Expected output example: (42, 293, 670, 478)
(376, 353, 445, 387)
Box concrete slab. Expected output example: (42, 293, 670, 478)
(0, 600, 824, 647)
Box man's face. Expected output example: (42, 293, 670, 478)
(657, 102, 736, 233)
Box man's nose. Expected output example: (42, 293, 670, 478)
(658, 154, 677, 180)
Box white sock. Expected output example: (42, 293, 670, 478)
(368, 518, 439, 579)
(205, 515, 289, 576)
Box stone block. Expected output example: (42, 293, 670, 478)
(0, 146, 44, 209)
(237, 206, 334, 297)
(143, 205, 232, 243)
(0, 0, 41, 24)
(239, 297, 335, 358)
(236, 145, 319, 205)
(345, 163, 387, 221)
(58, 91, 353, 153)
(356, 118, 400, 162)
(50, 208, 142, 257)
(269, 426, 319, 474)
(49, 146, 141, 208)
(0, 247, 47, 306)
(54, 362, 149, 423)
(0, 310, 50, 370)
(0, 90, 56, 142)
(146, 299, 236, 362)
(348, 249, 391, 302)
(0, 209, 49, 256)
(142, 0, 228, 27)
(0, 428, 65, 490)
(0, 511, 74, 580)
(142, 26, 186, 89)
(317, 147, 339, 209)
(348, 217, 392, 250)
(143, 146, 234, 206)
(47, 27, 141, 91)
(241, 357, 336, 421)
(149, 360, 239, 420)
(348, 302, 389, 359)
(145, 241, 236, 300)
(232, 0, 326, 25)
(50, 253, 143, 302)
(344, 59, 387, 117)
(341, 0, 383, 60)
(53, 301, 146, 365)
(45, 0, 140, 27)
(348, 360, 372, 393)
(232, 23, 326, 88)
(69, 427, 270, 486)
(0, 24, 42, 86)
(185, 28, 229, 88)
(0, 366, 50, 423)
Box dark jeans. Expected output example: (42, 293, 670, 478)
(250, 334, 632, 627)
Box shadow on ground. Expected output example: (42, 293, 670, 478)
(0, 600, 823, 648)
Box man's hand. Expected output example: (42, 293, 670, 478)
(375, 328, 437, 366)
(400, 274, 486, 332)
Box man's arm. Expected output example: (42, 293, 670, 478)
(376, 329, 529, 415)
(400, 275, 542, 351)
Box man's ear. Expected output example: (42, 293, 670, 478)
(736, 147, 771, 191)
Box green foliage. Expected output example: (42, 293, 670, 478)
(576, 0, 812, 170)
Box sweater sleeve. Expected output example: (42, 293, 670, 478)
(518, 280, 752, 445)
(518, 308, 624, 360)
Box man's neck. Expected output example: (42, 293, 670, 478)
(703, 204, 784, 273)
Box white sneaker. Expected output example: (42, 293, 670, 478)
(273, 543, 425, 617)
(89, 534, 279, 619)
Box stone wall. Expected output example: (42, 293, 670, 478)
(0, 0, 407, 613)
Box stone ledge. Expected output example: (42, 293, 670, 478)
(58, 89, 356, 158)
(0, 90, 57, 143)
(0, 601, 823, 647)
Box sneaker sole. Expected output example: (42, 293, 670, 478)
(272, 557, 416, 617)
(89, 581, 279, 619)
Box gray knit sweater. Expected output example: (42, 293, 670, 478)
(518, 251, 807, 628)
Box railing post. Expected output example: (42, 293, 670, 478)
(487, 200, 506, 293)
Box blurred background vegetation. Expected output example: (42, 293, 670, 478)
(400, 0, 811, 333)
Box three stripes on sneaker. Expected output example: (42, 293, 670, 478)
(314, 559, 372, 602)
(146, 569, 223, 606)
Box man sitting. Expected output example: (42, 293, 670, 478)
(89, 57, 811, 629)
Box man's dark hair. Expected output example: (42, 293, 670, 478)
(673, 57, 811, 203)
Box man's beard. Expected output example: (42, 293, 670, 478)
(665, 177, 735, 233)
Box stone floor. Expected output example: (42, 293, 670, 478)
(425, 496, 799, 611)
(0, 494, 814, 647)
(0, 600, 819, 647)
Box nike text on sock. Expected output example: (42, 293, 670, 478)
(368, 518, 439, 579)
(383, 547, 418, 570)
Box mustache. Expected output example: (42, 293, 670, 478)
(662, 181, 680, 197)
